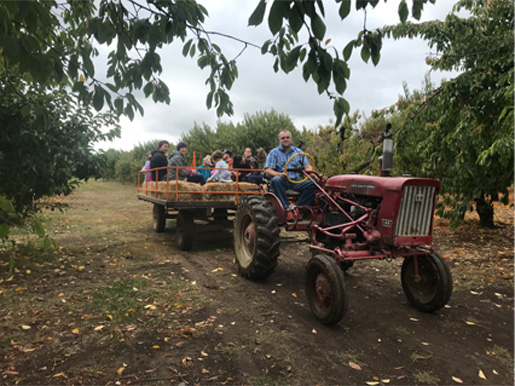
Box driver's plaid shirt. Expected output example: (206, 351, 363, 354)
(265, 145, 310, 181)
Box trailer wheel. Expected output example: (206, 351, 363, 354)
(401, 252, 452, 312)
(153, 204, 166, 232)
(176, 211, 195, 251)
(234, 196, 280, 280)
(305, 254, 348, 325)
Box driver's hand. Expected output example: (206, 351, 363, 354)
(280, 172, 288, 180)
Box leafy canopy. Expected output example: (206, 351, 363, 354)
(383, 0, 514, 227)
(1, 0, 434, 124)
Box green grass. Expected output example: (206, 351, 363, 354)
(87, 278, 159, 325)
(413, 370, 440, 384)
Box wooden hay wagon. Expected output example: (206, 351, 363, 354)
(137, 166, 263, 250)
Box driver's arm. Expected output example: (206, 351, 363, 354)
(265, 168, 287, 179)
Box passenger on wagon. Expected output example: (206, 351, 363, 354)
(150, 140, 169, 181)
(168, 142, 206, 185)
(222, 150, 233, 166)
(207, 150, 232, 183)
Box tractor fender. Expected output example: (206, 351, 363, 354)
(263, 192, 286, 225)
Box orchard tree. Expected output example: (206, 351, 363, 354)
(0, 69, 119, 237)
(180, 109, 301, 159)
(384, 0, 514, 227)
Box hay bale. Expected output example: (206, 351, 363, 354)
(141, 181, 202, 201)
(202, 182, 260, 201)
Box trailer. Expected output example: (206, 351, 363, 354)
(137, 166, 263, 251)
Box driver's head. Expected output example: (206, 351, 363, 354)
(278, 130, 292, 149)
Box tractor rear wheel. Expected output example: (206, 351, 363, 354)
(234, 196, 280, 280)
(305, 254, 348, 325)
(153, 204, 166, 232)
(176, 211, 195, 251)
(401, 252, 452, 312)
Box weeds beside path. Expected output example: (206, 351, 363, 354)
(0, 180, 513, 385)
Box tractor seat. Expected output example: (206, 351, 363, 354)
(285, 189, 301, 197)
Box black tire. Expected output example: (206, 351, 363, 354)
(176, 211, 195, 251)
(401, 252, 453, 312)
(153, 204, 166, 233)
(233, 196, 280, 280)
(305, 254, 348, 325)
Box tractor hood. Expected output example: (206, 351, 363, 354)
(325, 175, 440, 196)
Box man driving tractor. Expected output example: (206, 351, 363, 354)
(265, 130, 317, 221)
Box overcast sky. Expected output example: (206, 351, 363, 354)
(94, 0, 460, 152)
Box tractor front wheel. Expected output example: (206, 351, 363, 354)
(305, 254, 348, 325)
(176, 211, 195, 251)
(401, 252, 452, 312)
(234, 196, 280, 280)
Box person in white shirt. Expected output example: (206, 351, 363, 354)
(207, 150, 232, 183)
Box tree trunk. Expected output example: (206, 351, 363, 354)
(475, 196, 495, 228)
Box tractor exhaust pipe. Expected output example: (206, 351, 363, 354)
(380, 123, 394, 176)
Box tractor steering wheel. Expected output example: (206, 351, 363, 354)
(283, 152, 315, 184)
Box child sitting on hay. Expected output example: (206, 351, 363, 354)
(207, 150, 232, 183)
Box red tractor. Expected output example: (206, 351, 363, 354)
(233, 125, 452, 325)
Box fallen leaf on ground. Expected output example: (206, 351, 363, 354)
(202, 368, 210, 374)
(478, 370, 486, 380)
(409, 318, 420, 322)
(465, 321, 476, 325)
(117, 367, 125, 376)
(145, 368, 156, 374)
(53, 372, 65, 378)
(348, 361, 362, 371)
(72, 328, 79, 334)
(152, 345, 160, 349)
(94, 325, 104, 331)
(21, 325, 31, 330)
(421, 342, 430, 346)
(4, 370, 19, 375)
(312, 329, 317, 334)
(365, 382, 380, 386)
(291, 292, 298, 298)
(493, 370, 498, 375)
(452, 376, 463, 383)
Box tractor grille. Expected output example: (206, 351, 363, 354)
(395, 185, 436, 236)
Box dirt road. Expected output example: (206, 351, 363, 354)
(1, 181, 513, 385)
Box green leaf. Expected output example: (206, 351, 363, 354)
(2, 35, 20, 57)
(412, 1, 423, 20)
(268, 0, 286, 35)
(360, 45, 370, 63)
(339, 0, 351, 19)
(93, 86, 104, 111)
(0, 224, 9, 239)
(33, 218, 45, 237)
(43, 235, 51, 251)
(0, 197, 14, 213)
(182, 39, 193, 57)
(311, 14, 326, 40)
(398, 0, 409, 23)
(289, 4, 304, 33)
(248, 0, 266, 26)
(343, 40, 355, 61)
